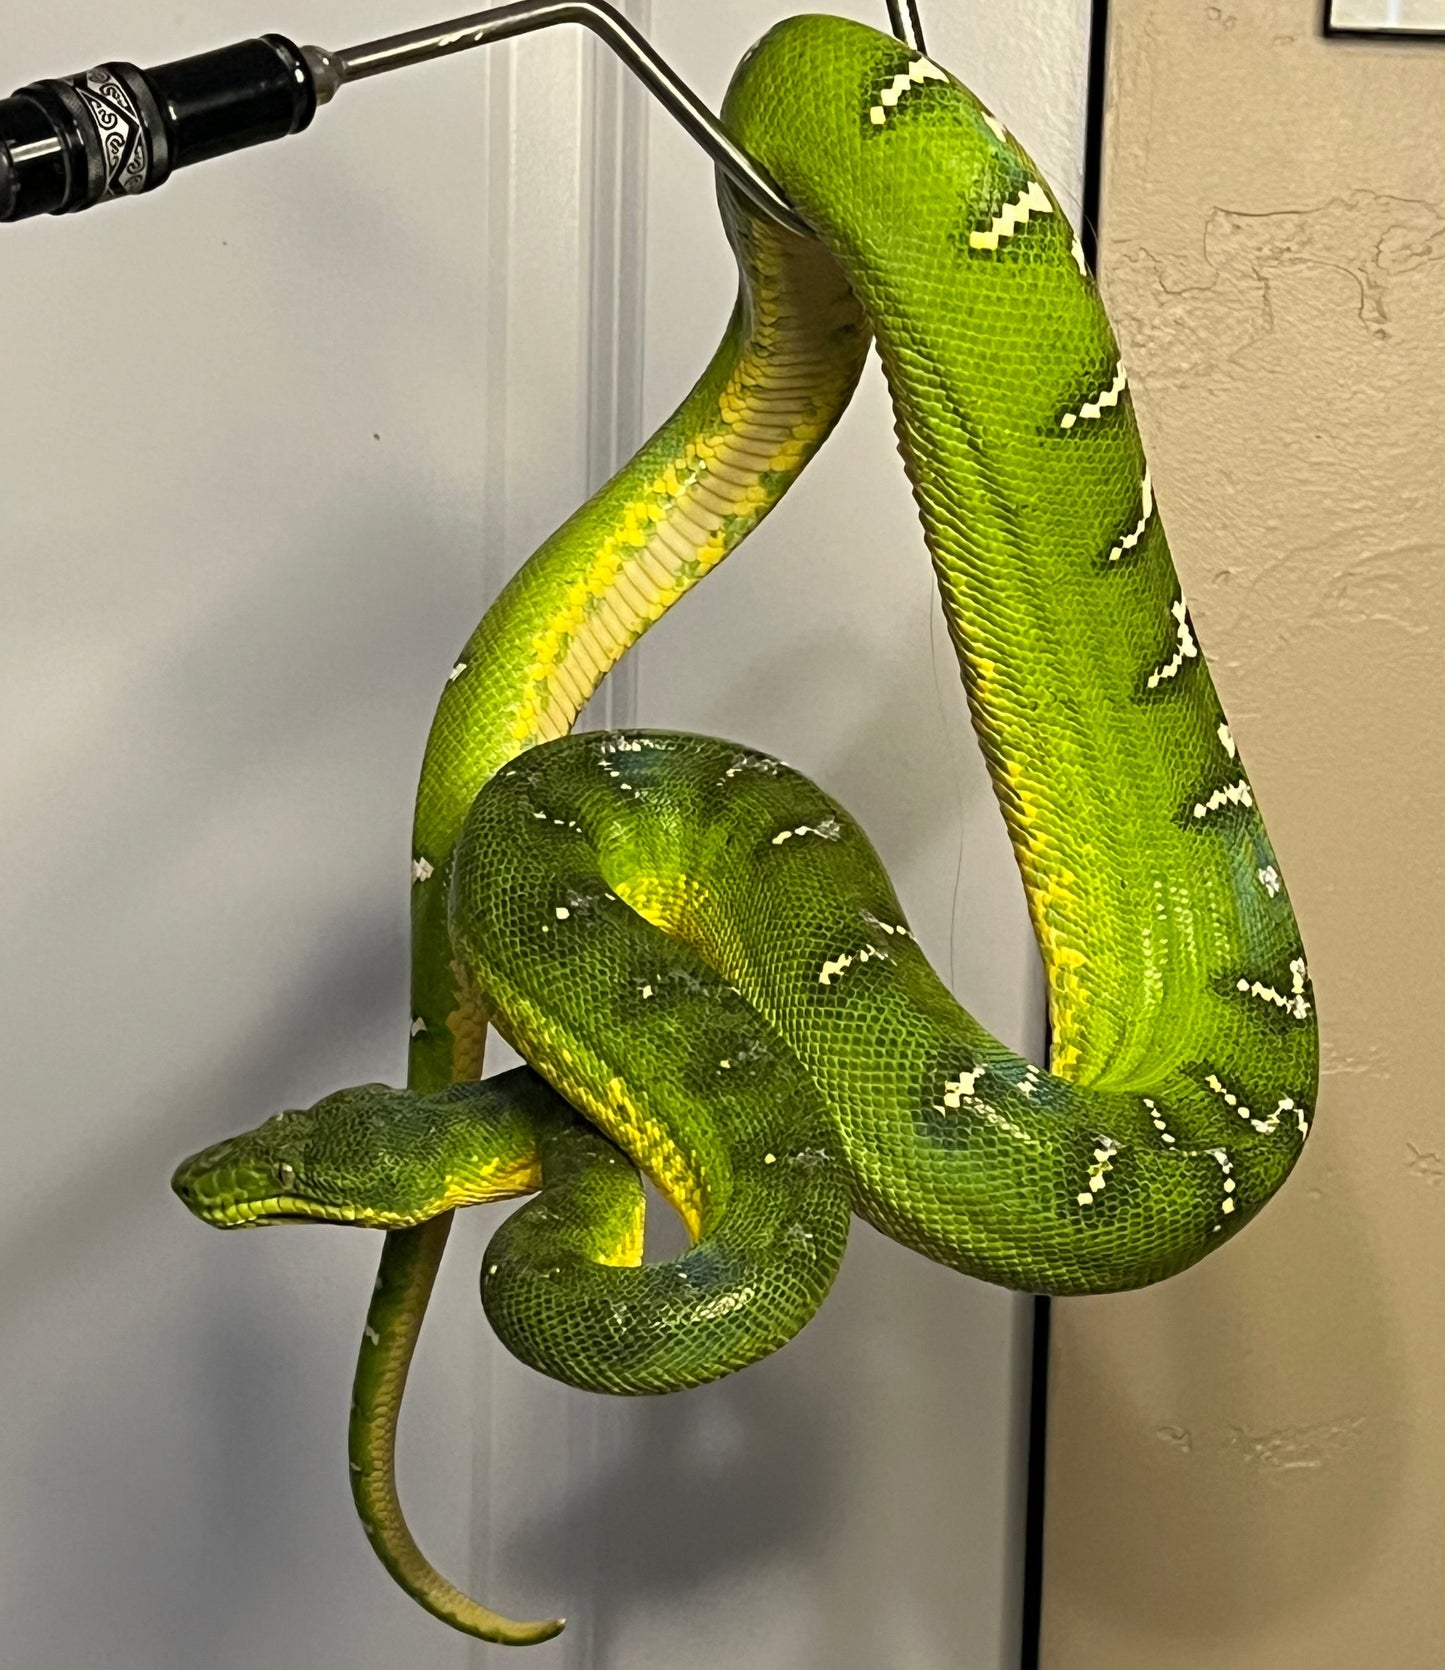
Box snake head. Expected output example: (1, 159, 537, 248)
(172, 1076, 545, 1229)
(171, 1084, 413, 1229)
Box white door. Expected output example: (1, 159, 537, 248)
(0, 5, 1091, 1667)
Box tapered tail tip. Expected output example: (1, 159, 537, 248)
(506, 1616, 565, 1646)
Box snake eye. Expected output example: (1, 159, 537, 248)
(275, 1162, 296, 1191)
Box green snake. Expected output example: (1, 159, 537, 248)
(173, 14, 1317, 1646)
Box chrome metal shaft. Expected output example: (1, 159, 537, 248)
(887, 0, 927, 54)
(303, 1, 812, 235)
(304, 1, 927, 239)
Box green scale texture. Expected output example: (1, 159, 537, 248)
(438, 13, 1318, 1320)
(457, 725, 1311, 1300)
(455, 737, 854, 1393)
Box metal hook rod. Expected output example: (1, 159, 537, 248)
(887, 0, 927, 54)
(304, 2, 813, 235)
(308, 0, 925, 232)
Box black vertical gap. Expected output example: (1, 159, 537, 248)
(1080, 0, 1111, 270)
(1019, 6, 1111, 1667)
(1018, 1292, 1053, 1670)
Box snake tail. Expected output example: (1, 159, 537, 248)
(348, 1215, 569, 1645)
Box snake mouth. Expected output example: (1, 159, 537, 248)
(172, 1184, 319, 1229)
(201, 1200, 318, 1229)
(171, 1155, 335, 1228)
(173, 1146, 385, 1228)
(171, 1164, 426, 1230)
(176, 1189, 386, 1229)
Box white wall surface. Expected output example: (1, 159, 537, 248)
(0, 5, 1090, 1667)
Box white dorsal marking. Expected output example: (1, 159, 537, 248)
(983, 111, 1008, 144)
(937, 1066, 987, 1111)
(1060, 363, 1127, 429)
(1107, 470, 1153, 562)
(1071, 236, 1090, 276)
(1234, 957, 1311, 1022)
(1144, 1096, 1177, 1145)
(722, 753, 783, 783)
(771, 817, 843, 847)
(1218, 722, 1237, 759)
(1146, 597, 1198, 689)
(861, 910, 911, 940)
(868, 57, 948, 127)
(818, 945, 885, 986)
(1258, 865, 1282, 897)
(969, 180, 1054, 252)
(1210, 1149, 1237, 1223)
(412, 857, 434, 884)
(1076, 1136, 1119, 1207)
(1194, 779, 1254, 820)
(1205, 1073, 1287, 1134)
(1205, 1072, 1246, 1114)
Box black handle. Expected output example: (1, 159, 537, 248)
(0, 34, 316, 222)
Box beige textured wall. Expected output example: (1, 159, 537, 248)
(1042, 5, 1445, 1666)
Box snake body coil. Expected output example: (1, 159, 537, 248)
(175, 16, 1317, 1645)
